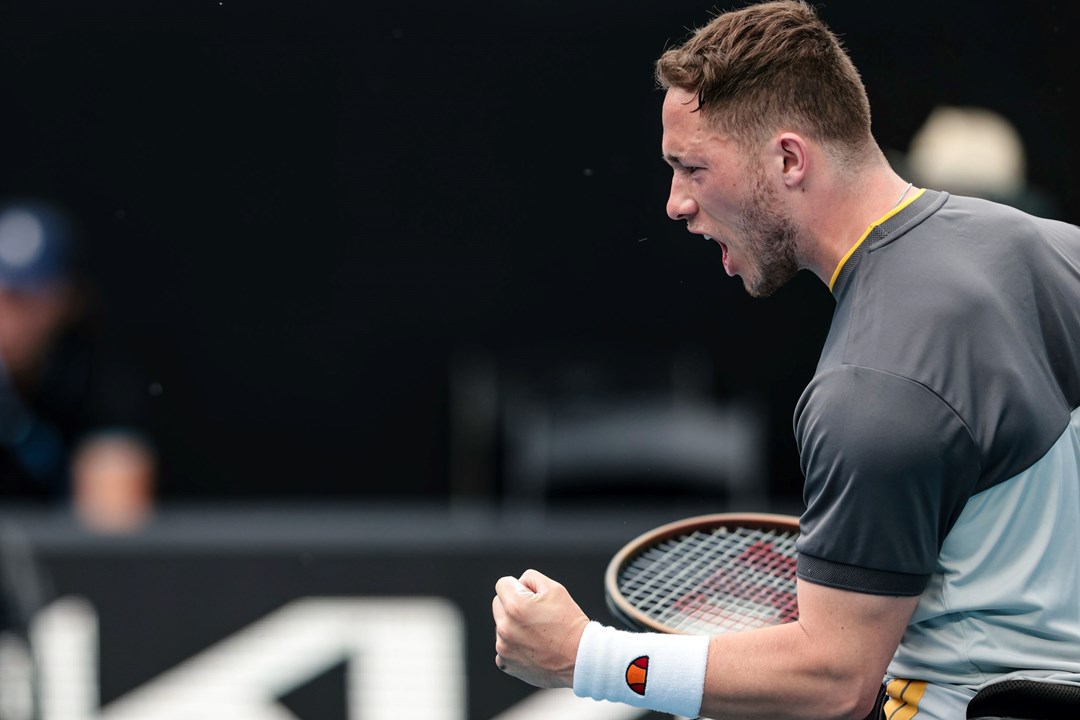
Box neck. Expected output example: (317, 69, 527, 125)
(794, 162, 911, 286)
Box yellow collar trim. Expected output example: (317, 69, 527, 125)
(828, 188, 926, 291)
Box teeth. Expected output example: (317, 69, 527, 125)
(704, 235, 713, 241)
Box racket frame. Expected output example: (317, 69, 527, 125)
(604, 512, 800, 634)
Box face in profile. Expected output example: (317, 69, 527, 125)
(662, 88, 800, 297)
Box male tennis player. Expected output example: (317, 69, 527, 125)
(492, 2, 1080, 718)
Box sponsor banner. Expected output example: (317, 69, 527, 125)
(0, 507, 698, 720)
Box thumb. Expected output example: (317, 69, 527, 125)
(496, 574, 537, 599)
(517, 568, 555, 594)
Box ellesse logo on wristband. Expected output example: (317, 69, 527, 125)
(625, 655, 648, 696)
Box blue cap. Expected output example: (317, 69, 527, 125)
(0, 199, 77, 289)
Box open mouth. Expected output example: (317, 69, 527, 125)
(705, 235, 733, 275)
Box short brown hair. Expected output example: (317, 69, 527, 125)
(656, 1, 874, 160)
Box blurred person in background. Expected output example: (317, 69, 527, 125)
(903, 104, 1059, 219)
(0, 197, 156, 533)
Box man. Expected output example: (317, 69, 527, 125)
(0, 198, 156, 532)
(492, 2, 1080, 718)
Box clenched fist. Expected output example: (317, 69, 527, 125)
(492, 568, 591, 689)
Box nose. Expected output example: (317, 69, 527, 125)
(666, 173, 697, 221)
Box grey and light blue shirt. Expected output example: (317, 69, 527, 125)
(793, 189, 1080, 716)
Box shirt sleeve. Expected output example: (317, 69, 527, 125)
(793, 364, 981, 596)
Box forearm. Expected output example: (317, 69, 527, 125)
(496, 573, 917, 720)
(700, 621, 881, 720)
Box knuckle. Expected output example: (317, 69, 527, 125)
(501, 599, 522, 620)
(496, 621, 515, 642)
(494, 636, 510, 656)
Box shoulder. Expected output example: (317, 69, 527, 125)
(794, 364, 981, 590)
(795, 364, 977, 477)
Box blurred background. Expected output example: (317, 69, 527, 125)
(1, 0, 1077, 511)
(0, 1, 1077, 717)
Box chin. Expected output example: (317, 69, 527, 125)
(744, 271, 793, 298)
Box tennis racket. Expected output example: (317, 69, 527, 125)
(605, 513, 800, 635)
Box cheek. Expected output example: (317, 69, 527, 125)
(697, 174, 744, 216)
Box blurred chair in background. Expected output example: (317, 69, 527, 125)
(0, 197, 156, 533)
(450, 348, 768, 515)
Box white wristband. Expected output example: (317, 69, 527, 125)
(573, 622, 710, 718)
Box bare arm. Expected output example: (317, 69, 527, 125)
(493, 570, 920, 720)
(700, 579, 919, 719)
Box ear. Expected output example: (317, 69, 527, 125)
(774, 132, 809, 189)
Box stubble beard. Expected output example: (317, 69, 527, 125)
(736, 166, 801, 298)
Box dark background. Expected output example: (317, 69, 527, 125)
(1, 0, 1077, 504)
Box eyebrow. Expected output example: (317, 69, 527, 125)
(662, 153, 685, 167)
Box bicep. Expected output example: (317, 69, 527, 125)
(796, 578, 920, 682)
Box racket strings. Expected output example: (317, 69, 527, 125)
(617, 526, 799, 634)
